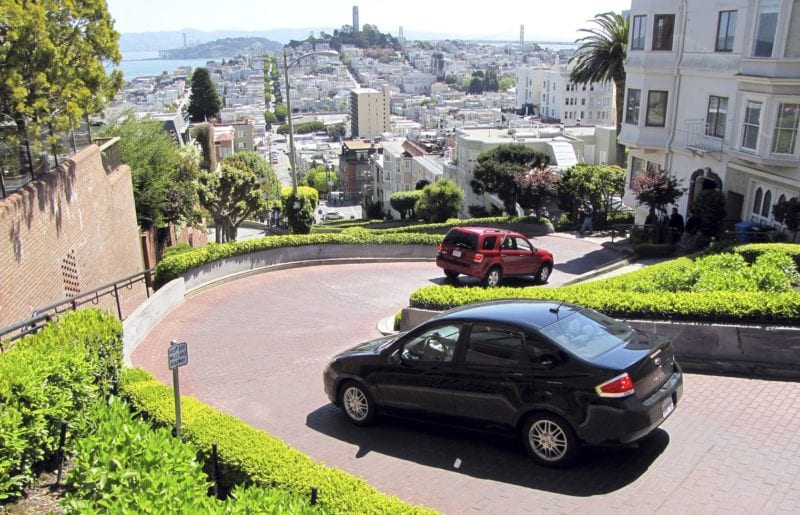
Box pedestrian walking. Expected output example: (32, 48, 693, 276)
(669, 207, 685, 245)
(579, 201, 594, 235)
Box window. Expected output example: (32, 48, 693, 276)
(742, 101, 763, 151)
(716, 11, 737, 51)
(646, 90, 668, 127)
(631, 15, 647, 50)
(761, 190, 772, 217)
(464, 324, 525, 366)
(753, 0, 780, 57)
(753, 187, 764, 215)
(625, 89, 641, 124)
(629, 156, 660, 187)
(772, 103, 800, 154)
(706, 96, 728, 138)
(401, 324, 460, 362)
(581, 98, 586, 105)
(652, 14, 675, 50)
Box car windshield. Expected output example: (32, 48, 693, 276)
(540, 309, 634, 360)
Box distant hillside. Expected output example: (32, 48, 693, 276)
(159, 37, 282, 58)
(119, 29, 326, 52)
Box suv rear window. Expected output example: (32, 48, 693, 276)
(443, 230, 478, 251)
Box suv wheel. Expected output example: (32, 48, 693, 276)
(483, 266, 503, 287)
(535, 263, 552, 284)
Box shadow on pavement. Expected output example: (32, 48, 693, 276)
(555, 247, 626, 276)
(306, 404, 669, 496)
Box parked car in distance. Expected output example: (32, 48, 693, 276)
(324, 210, 344, 221)
(323, 300, 683, 466)
(436, 227, 554, 286)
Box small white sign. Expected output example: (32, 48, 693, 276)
(168, 341, 188, 370)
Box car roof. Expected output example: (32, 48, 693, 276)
(448, 226, 523, 238)
(432, 299, 580, 330)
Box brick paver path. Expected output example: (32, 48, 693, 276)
(132, 242, 800, 513)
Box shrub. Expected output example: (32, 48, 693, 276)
(119, 369, 434, 514)
(0, 311, 122, 501)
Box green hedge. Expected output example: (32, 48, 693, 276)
(119, 368, 434, 514)
(409, 244, 800, 324)
(734, 243, 800, 268)
(373, 216, 543, 235)
(0, 310, 122, 500)
(153, 233, 442, 288)
(64, 396, 322, 513)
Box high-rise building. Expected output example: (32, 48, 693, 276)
(619, 0, 800, 239)
(520, 25, 524, 46)
(353, 6, 359, 34)
(350, 86, 391, 139)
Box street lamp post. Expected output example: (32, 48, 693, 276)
(282, 49, 339, 196)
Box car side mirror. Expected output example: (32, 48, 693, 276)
(538, 353, 560, 368)
(389, 349, 402, 365)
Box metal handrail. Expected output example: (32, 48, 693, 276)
(0, 268, 153, 352)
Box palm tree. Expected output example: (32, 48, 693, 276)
(569, 12, 629, 165)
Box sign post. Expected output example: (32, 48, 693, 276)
(168, 340, 189, 439)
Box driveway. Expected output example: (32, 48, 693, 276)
(131, 242, 800, 513)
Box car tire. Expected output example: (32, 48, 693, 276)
(535, 263, 552, 284)
(522, 412, 578, 467)
(339, 381, 376, 426)
(483, 266, 503, 287)
(444, 270, 459, 279)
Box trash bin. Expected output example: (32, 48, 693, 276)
(734, 221, 768, 243)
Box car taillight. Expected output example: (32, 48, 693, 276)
(437, 244, 443, 252)
(473, 254, 484, 263)
(595, 373, 635, 398)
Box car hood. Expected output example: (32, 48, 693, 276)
(335, 334, 399, 358)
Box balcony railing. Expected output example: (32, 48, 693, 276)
(675, 119, 726, 153)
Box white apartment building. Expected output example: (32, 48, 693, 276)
(350, 86, 391, 139)
(620, 0, 799, 238)
(516, 65, 615, 126)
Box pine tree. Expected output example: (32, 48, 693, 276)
(187, 68, 221, 122)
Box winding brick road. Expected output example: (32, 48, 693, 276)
(131, 236, 800, 513)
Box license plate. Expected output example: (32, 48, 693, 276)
(452, 249, 461, 257)
(661, 397, 674, 418)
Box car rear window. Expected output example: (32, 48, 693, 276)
(540, 309, 635, 360)
(443, 230, 478, 251)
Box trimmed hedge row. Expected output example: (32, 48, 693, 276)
(153, 233, 442, 288)
(409, 245, 800, 324)
(64, 397, 322, 513)
(735, 243, 800, 268)
(0, 310, 122, 501)
(120, 368, 434, 514)
(371, 216, 541, 235)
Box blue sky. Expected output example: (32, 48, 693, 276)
(106, 0, 632, 41)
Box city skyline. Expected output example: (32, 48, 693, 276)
(105, 0, 632, 42)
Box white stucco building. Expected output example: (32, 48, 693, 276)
(620, 0, 799, 238)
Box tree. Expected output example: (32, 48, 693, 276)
(197, 160, 268, 243)
(281, 186, 318, 234)
(557, 164, 626, 223)
(0, 0, 123, 142)
(389, 190, 424, 219)
(515, 169, 560, 215)
(569, 12, 629, 165)
(264, 110, 278, 126)
(326, 123, 346, 141)
(192, 123, 216, 171)
(689, 189, 726, 238)
(415, 179, 464, 223)
(100, 114, 198, 230)
(631, 168, 686, 215)
(772, 197, 800, 240)
(498, 77, 517, 91)
(471, 144, 549, 215)
(274, 104, 288, 123)
(187, 68, 221, 122)
(224, 151, 281, 210)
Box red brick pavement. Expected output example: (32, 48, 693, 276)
(131, 259, 800, 513)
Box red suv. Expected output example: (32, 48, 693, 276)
(436, 227, 554, 286)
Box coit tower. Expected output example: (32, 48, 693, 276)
(353, 6, 359, 34)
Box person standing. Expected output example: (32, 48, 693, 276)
(579, 200, 594, 235)
(669, 207, 685, 245)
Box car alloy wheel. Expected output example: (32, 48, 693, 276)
(523, 413, 577, 466)
(483, 266, 502, 287)
(535, 263, 552, 284)
(340, 382, 375, 426)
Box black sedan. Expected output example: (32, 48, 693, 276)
(323, 300, 683, 467)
